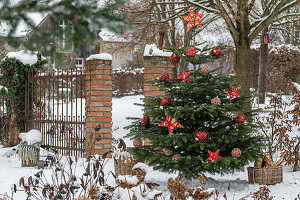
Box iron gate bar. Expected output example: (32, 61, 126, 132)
(25, 67, 86, 157)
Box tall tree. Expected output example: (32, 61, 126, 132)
(157, 0, 299, 93)
(251, 1, 299, 103)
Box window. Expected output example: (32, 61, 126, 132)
(56, 20, 73, 52)
(75, 58, 83, 68)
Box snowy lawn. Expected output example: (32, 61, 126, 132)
(0, 95, 299, 199)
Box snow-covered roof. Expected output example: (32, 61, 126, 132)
(144, 44, 173, 57)
(0, 13, 46, 37)
(0, 0, 108, 37)
(86, 53, 112, 61)
(3, 50, 46, 66)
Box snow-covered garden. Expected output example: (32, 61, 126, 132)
(0, 95, 299, 199)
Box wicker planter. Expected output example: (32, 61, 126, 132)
(18, 144, 40, 167)
(113, 151, 136, 176)
(247, 166, 283, 185)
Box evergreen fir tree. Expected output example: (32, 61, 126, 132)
(0, 0, 130, 50)
(126, 44, 264, 179)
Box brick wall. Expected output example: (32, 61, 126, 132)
(85, 57, 112, 156)
(144, 56, 175, 98)
(143, 55, 175, 145)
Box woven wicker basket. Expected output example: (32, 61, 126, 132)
(113, 157, 135, 176)
(247, 166, 283, 185)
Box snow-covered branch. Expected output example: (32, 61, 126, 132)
(249, 0, 297, 42)
(184, 0, 220, 13)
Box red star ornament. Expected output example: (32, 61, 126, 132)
(206, 149, 222, 161)
(179, 70, 191, 82)
(159, 115, 184, 134)
(187, 46, 198, 56)
(182, 8, 204, 31)
(228, 85, 240, 99)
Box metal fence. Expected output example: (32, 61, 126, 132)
(25, 68, 86, 157)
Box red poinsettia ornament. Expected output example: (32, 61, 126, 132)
(179, 70, 191, 82)
(161, 98, 171, 106)
(187, 46, 198, 56)
(194, 130, 209, 142)
(159, 115, 184, 134)
(235, 113, 247, 123)
(211, 97, 221, 105)
(231, 148, 242, 158)
(228, 85, 240, 99)
(160, 74, 170, 82)
(181, 8, 204, 31)
(170, 54, 180, 64)
(206, 149, 222, 161)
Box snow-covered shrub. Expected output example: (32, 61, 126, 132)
(112, 68, 144, 97)
(257, 79, 300, 171)
(240, 186, 273, 200)
(12, 153, 113, 200)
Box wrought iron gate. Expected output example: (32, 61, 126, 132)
(25, 68, 86, 157)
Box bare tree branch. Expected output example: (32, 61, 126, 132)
(249, 0, 297, 42)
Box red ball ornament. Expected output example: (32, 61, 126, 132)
(170, 54, 180, 64)
(133, 139, 143, 147)
(194, 130, 209, 142)
(200, 65, 210, 74)
(211, 97, 221, 105)
(211, 48, 221, 57)
(235, 114, 247, 123)
(141, 115, 150, 128)
(160, 74, 170, 82)
(172, 154, 180, 162)
(231, 148, 241, 158)
(161, 98, 171, 106)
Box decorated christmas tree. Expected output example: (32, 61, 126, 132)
(126, 9, 264, 179)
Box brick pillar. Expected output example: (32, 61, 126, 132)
(144, 56, 175, 98)
(143, 51, 175, 145)
(85, 54, 113, 156)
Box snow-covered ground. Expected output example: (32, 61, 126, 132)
(0, 95, 299, 199)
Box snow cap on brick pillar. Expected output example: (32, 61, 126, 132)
(85, 53, 113, 157)
(143, 44, 175, 145)
(143, 43, 175, 98)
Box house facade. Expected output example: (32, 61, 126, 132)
(34, 15, 133, 70)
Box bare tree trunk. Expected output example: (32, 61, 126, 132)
(293, 141, 300, 172)
(258, 28, 269, 104)
(235, 41, 251, 94)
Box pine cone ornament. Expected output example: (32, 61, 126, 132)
(133, 139, 143, 147)
(170, 54, 180, 64)
(211, 97, 221, 105)
(211, 48, 221, 57)
(161, 98, 171, 106)
(141, 115, 150, 128)
(231, 148, 241, 158)
(172, 154, 180, 162)
(160, 74, 169, 82)
(194, 130, 209, 142)
(235, 113, 246, 123)
(200, 65, 210, 74)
